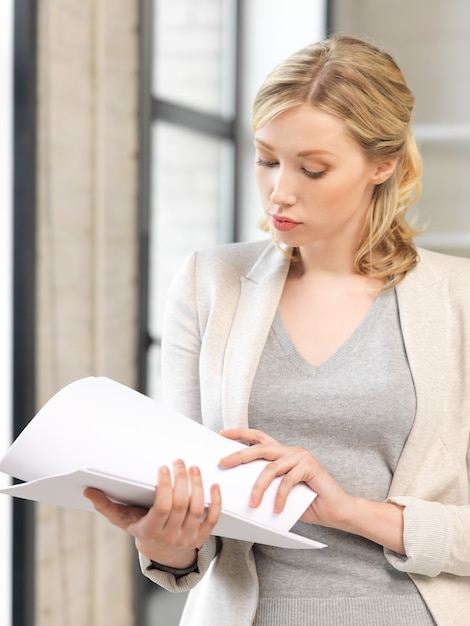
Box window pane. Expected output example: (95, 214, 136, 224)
(152, 0, 236, 117)
(148, 121, 233, 348)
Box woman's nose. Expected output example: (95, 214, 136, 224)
(270, 169, 296, 206)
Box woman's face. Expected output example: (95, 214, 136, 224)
(254, 104, 392, 250)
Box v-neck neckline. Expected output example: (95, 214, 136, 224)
(272, 288, 393, 376)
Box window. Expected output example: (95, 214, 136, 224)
(143, 0, 238, 401)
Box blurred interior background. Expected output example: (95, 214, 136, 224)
(1, 1, 469, 625)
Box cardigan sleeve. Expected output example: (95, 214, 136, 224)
(386, 251, 470, 578)
(385, 404, 470, 577)
(384, 492, 470, 576)
(160, 251, 204, 421)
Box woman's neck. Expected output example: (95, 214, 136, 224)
(292, 243, 383, 293)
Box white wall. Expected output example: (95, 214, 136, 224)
(238, 0, 327, 241)
(0, 1, 13, 625)
(333, 0, 470, 258)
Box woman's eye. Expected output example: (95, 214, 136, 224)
(256, 158, 278, 168)
(302, 168, 326, 180)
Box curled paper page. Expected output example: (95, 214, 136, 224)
(0, 377, 325, 550)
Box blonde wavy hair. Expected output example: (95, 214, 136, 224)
(253, 34, 423, 287)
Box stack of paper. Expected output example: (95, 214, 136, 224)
(0, 377, 325, 550)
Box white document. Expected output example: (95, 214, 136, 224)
(0, 377, 325, 550)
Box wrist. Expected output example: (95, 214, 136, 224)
(149, 549, 199, 577)
(339, 497, 405, 554)
(137, 543, 198, 570)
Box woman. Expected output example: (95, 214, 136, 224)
(86, 34, 470, 625)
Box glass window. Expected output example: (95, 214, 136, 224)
(146, 0, 238, 405)
(147, 122, 234, 399)
(153, 0, 236, 117)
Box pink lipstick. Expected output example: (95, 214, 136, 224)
(271, 215, 300, 232)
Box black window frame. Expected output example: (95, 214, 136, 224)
(12, 2, 38, 625)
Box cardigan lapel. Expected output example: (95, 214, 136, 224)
(221, 245, 290, 429)
(390, 250, 452, 496)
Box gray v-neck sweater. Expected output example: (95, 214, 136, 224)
(248, 288, 435, 625)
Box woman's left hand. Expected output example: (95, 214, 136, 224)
(218, 427, 352, 529)
(218, 427, 405, 555)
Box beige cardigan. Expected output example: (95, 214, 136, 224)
(141, 241, 470, 626)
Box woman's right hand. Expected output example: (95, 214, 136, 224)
(84, 459, 222, 569)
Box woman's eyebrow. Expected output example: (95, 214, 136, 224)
(254, 138, 334, 158)
(253, 138, 274, 149)
(297, 149, 335, 157)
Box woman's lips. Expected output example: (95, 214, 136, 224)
(270, 215, 301, 232)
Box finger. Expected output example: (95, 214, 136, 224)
(199, 483, 222, 539)
(83, 487, 148, 530)
(170, 459, 191, 519)
(220, 428, 279, 446)
(144, 465, 173, 529)
(219, 447, 260, 468)
(247, 450, 309, 508)
(186, 466, 208, 520)
(219, 441, 286, 469)
(260, 451, 321, 512)
(179, 468, 221, 548)
(141, 460, 192, 544)
(273, 470, 306, 514)
(83, 486, 105, 506)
